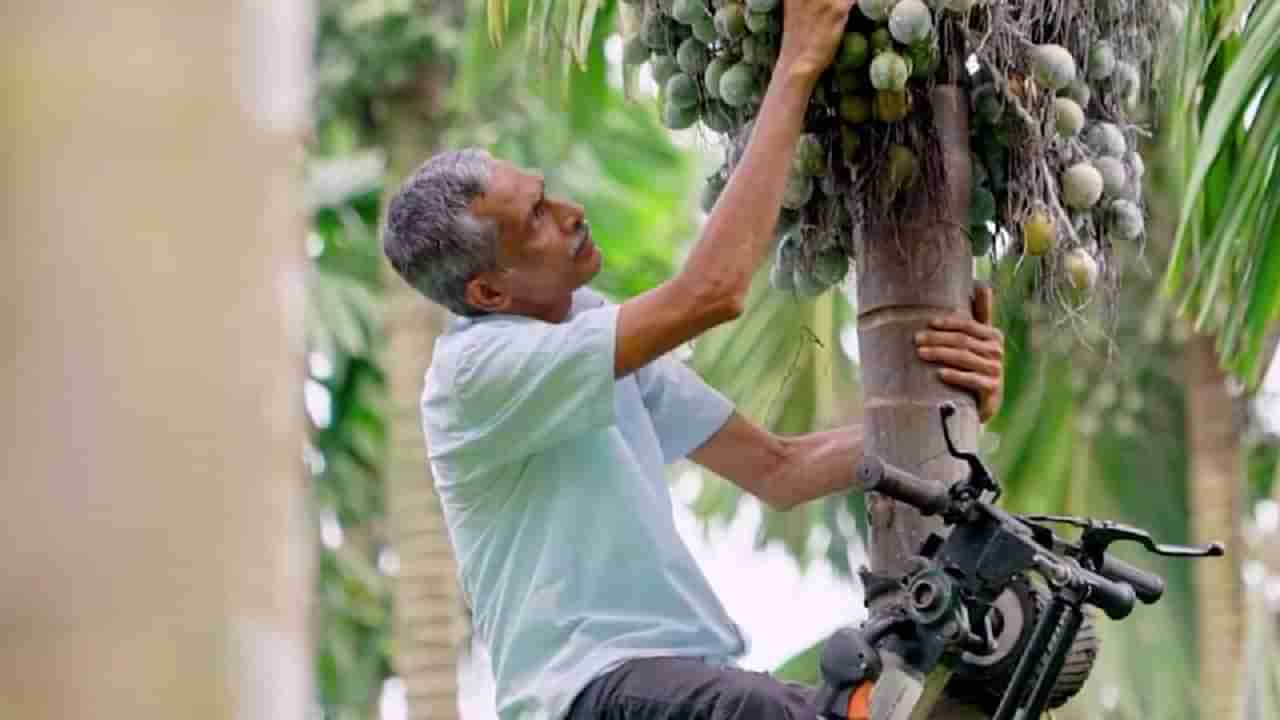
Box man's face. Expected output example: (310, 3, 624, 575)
(465, 160, 601, 322)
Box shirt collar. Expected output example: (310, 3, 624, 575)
(447, 286, 604, 332)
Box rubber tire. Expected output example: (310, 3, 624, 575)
(942, 575, 1100, 713)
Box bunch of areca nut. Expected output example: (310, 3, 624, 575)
(622, 0, 1175, 308)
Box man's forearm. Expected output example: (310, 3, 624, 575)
(680, 67, 817, 310)
(770, 424, 865, 510)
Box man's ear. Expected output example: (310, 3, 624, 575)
(464, 272, 511, 314)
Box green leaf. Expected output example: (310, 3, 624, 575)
(488, 0, 505, 47)
(1192, 74, 1280, 330)
(773, 636, 825, 684)
(1162, 0, 1280, 381)
(577, 0, 603, 68)
(1169, 0, 1280, 282)
(1235, 213, 1280, 381)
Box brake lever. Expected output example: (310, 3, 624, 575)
(1023, 515, 1225, 559)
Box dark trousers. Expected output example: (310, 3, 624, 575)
(565, 657, 820, 719)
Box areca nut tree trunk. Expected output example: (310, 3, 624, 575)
(380, 60, 463, 720)
(1, 2, 311, 719)
(853, 87, 982, 719)
(384, 271, 458, 720)
(856, 87, 976, 583)
(1183, 332, 1245, 720)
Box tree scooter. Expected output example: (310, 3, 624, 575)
(814, 403, 1225, 720)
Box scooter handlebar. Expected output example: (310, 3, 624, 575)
(855, 456, 951, 516)
(1098, 554, 1165, 604)
(1077, 566, 1138, 620)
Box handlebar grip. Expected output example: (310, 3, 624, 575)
(1099, 554, 1165, 604)
(1078, 567, 1137, 620)
(855, 456, 950, 516)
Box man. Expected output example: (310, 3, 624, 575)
(381, 0, 1004, 715)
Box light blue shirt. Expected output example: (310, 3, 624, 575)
(422, 287, 747, 720)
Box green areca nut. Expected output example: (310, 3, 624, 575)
(745, 9, 774, 33)
(691, 13, 718, 43)
(720, 62, 759, 107)
(714, 3, 749, 41)
(795, 133, 826, 176)
(1030, 44, 1076, 91)
(782, 172, 814, 209)
(812, 247, 849, 286)
(651, 54, 680, 84)
(663, 98, 700, 129)
(908, 42, 938, 79)
(839, 95, 872, 124)
(701, 100, 736, 133)
(870, 51, 910, 92)
(889, 0, 932, 45)
(673, 0, 709, 25)
(666, 72, 700, 109)
(870, 28, 894, 54)
(837, 32, 870, 70)
(676, 37, 711, 75)
(704, 55, 735, 100)
(624, 34, 652, 64)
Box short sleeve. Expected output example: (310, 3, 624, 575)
(633, 353, 735, 464)
(429, 305, 620, 464)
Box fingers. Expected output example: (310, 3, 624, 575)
(913, 291, 1005, 422)
(915, 329, 1004, 360)
(778, 0, 856, 73)
(937, 368, 1002, 422)
(972, 284, 994, 326)
(936, 368, 999, 396)
(978, 385, 1000, 423)
(918, 346, 1001, 377)
(927, 315, 1003, 343)
(920, 343, 1003, 421)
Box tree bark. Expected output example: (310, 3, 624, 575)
(379, 64, 463, 720)
(1183, 331, 1244, 720)
(385, 280, 458, 720)
(1, 3, 311, 719)
(854, 87, 981, 719)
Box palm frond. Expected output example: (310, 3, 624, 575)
(486, 0, 608, 72)
(1163, 0, 1280, 385)
(688, 275, 860, 566)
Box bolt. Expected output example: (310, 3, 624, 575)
(912, 579, 939, 609)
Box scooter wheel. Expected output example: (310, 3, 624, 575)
(942, 575, 1100, 713)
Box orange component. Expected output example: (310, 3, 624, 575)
(845, 681, 873, 720)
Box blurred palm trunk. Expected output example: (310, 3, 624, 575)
(1183, 331, 1244, 720)
(1, 3, 311, 719)
(380, 63, 463, 720)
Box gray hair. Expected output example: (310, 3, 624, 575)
(382, 148, 499, 316)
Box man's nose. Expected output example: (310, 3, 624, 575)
(555, 199, 586, 232)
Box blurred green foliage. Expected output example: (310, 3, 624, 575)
(306, 165, 392, 717)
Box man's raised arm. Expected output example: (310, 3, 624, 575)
(612, 0, 855, 378)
